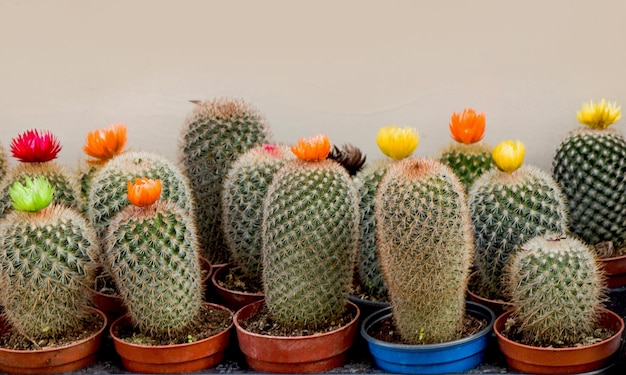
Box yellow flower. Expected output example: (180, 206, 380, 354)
(492, 140, 525, 173)
(376, 126, 419, 160)
(577, 99, 621, 129)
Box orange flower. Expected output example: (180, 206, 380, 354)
(449, 109, 486, 145)
(127, 178, 162, 207)
(83, 123, 127, 164)
(290, 134, 331, 162)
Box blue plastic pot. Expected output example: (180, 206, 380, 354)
(361, 301, 495, 374)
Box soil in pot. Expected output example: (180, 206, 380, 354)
(212, 263, 264, 311)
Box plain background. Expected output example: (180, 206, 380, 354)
(1, 0, 625, 172)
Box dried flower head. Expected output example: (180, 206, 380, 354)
(449, 108, 486, 144)
(9, 176, 55, 212)
(492, 140, 525, 173)
(376, 126, 419, 161)
(83, 123, 127, 165)
(10, 129, 61, 163)
(328, 143, 366, 176)
(290, 134, 331, 162)
(577, 99, 621, 129)
(127, 178, 162, 207)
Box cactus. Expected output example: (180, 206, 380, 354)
(440, 108, 493, 190)
(221, 144, 292, 280)
(470, 140, 569, 301)
(104, 178, 204, 338)
(376, 157, 473, 344)
(262, 135, 360, 329)
(553, 99, 626, 248)
(507, 233, 605, 347)
(0, 177, 99, 340)
(0, 142, 7, 182)
(179, 98, 271, 264)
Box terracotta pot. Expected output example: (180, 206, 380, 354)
(110, 302, 233, 374)
(0, 307, 107, 374)
(494, 307, 624, 374)
(466, 287, 513, 318)
(212, 263, 264, 312)
(599, 254, 626, 287)
(234, 299, 360, 373)
(90, 288, 126, 325)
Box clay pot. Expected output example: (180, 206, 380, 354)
(90, 288, 126, 326)
(211, 263, 264, 312)
(110, 302, 233, 374)
(466, 287, 513, 318)
(0, 307, 107, 374)
(494, 307, 624, 374)
(599, 254, 626, 287)
(234, 299, 360, 373)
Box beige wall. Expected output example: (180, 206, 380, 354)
(1, 0, 625, 172)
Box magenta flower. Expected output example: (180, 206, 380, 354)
(10, 129, 62, 163)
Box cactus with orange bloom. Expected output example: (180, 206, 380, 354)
(440, 108, 493, 190)
(261, 134, 360, 329)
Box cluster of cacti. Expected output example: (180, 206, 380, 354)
(221, 144, 292, 280)
(261, 135, 360, 329)
(469, 140, 569, 301)
(507, 233, 605, 347)
(439, 108, 493, 190)
(553, 99, 625, 248)
(0, 177, 99, 340)
(376, 157, 474, 344)
(104, 178, 204, 338)
(179, 98, 271, 264)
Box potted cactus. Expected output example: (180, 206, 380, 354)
(360, 127, 494, 374)
(494, 233, 624, 374)
(233, 134, 361, 373)
(105, 178, 233, 373)
(0, 176, 106, 374)
(553, 99, 626, 286)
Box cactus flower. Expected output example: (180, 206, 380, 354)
(83, 123, 127, 164)
(127, 178, 162, 207)
(577, 99, 621, 129)
(449, 108, 486, 144)
(492, 140, 525, 173)
(290, 134, 331, 162)
(9, 176, 55, 212)
(10, 129, 62, 163)
(376, 126, 419, 160)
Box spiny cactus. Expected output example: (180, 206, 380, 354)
(507, 233, 605, 347)
(179, 98, 271, 264)
(0, 177, 99, 340)
(376, 157, 473, 344)
(221, 144, 292, 280)
(553, 99, 626, 248)
(470, 140, 569, 301)
(0, 143, 7, 182)
(104, 178, 204, 338)
(262, 135, 359, 329)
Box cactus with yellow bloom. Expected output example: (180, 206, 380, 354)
(553, 99, 626, 248)
(469, 140, 569, 301)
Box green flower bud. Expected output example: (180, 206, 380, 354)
(9, 176, 54, 212)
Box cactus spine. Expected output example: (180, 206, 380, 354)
(376, 157, 473, 344)
(179, 98, 271, 264)
(507, 234, 605, 347)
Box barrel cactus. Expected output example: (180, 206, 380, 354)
(0, 176, 99, 340)
(553, 99, 625, 249)
(469, 140, 569, 301)
(104, 178, 204, 338)
(262, 134, 360, 329)
(179, 98, 271, 264)
(507, 233, 605, 347)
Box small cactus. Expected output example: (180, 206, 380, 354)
(0, 142, 7, 182)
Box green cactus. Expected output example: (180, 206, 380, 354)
(469, 165, 569, 301)
(507, 233, 605, 347)
(87, 151, 193, 239)
(104, 199, 204, 338)
(221, 144, 292, 280)
(179, 98, 271, 264)
(376, 157, 473, 344)
(0, 178, 99, 340)
(440, 143, 493, 190)
(77, 163, 101, 202)
(0, 143, 7, 182)
(262, 153, 359, 330)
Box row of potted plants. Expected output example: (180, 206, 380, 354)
(0, 98, 624, 375)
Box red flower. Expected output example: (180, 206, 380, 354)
(10, 129, 62, 163)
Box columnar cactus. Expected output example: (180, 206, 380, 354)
(262, 134, 360, 329)
(104, 178, 204, 338)
(439, 108, 493, 190)
(507, 233, 605, 347)
(376, 156, 474, 344)
(0, 177, 99, 340)
(553, 99, 625, 248)
(221, 144, 292, 280)
(470, 140, 569, 301)
(179, 98, 271, 264)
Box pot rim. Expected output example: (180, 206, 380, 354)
(211, 262, 264, 297)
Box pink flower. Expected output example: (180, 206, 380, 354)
(10, 129, 62, 163)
